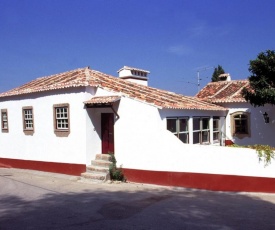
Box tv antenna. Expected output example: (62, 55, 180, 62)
(196, 66, 213, 92)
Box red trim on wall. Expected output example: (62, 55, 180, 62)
(123, 168, 275, 193)
(0, 158, 86, 176)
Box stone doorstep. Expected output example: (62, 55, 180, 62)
(95, 154, 112, 161)
(91, 160, 112, 168)
(81, 171, 108, 181)
(86, 165, 109, 173)
(80, 154, 113, 183)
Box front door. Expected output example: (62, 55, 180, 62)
(101, 113, 114, 154)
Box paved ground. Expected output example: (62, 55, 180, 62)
(1, 168, 275, 230)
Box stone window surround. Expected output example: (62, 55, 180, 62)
(1, 109, 8, 133)
(230, 111, 251, 139)
(53, 103, 70, 137)
(22, 106, 34, 135)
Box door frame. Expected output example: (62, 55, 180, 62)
(101, 113, 115, 154)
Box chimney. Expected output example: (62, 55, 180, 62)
(117, 66, 150, 86)
(218, 73, 231, 81)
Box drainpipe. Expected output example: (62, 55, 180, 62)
(111, 105, 120, 119)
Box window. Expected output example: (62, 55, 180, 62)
(213, 117, 220, 143)
(1, 109, 8, 133)
(193, 117, 210, 144)
(231, 112, 250, 137)
(53, 103, 70, 136)
(22, 107, 34, 135)
(167, 117, 189, 143)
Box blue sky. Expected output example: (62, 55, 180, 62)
(1, 0, 275, 96)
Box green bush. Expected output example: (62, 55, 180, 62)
(253, 145, 275, 167)
(109, 154, 125, 181)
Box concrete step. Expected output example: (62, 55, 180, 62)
(91, 160, 112, 168)
(96, 154, 113, 161)
(81, 171, 110, 181)
(86, 165, 110, 173)
(80, 154, 113, 183)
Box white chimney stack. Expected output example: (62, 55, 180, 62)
(218, 73, 231, 81)
(117, 66, 150, 86)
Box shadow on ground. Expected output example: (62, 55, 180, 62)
(1, 172, 275, 230)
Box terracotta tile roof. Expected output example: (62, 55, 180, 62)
(196, 80, 249, 103)
(0, 67, 226, 111)
(84, 96, 121, 105)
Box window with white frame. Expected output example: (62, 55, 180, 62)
(22, 107, 34, 134)
(55, 107, 69, 129)
(167, 117, 189, 143)
(213, 117, 220, 143)
(1, 109, 8, 132)
(193, 117, 210, 144)
(53, 104, 70, 136)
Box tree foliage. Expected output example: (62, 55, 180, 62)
(242, 50, 275, 107)
(211, 65, 225, 82)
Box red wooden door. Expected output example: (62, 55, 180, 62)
(101, 113, 114, 154)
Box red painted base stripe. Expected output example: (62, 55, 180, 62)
(123, 168, 275, 193)
(0, 158, 86, 176)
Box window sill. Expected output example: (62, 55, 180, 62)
(23, 130, 34, 136)
(54, 129, 70, 137)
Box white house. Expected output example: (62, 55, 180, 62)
(196, 74, 275, 147)
(1, 67, 275, 193)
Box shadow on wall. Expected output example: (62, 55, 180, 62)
(1, 176, 275, 229)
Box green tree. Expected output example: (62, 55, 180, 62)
(211, 65, 225, 82)
(242, 50, 275, 107)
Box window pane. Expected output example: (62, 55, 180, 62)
(55, 106, 69, 130)
(202, 131, 209, 143)
(193, 132, 200, 144)
(2, 113, 7, 121)
(167, 119, 177, 133)
(23, 109, 33, 130)
(179, 133, 188, 143)
(213, 119, 219, 130)
(235, 120, 247, 133)
(193, 118, 200, 131)
(179, 118, 188, 132)
(213, 132, 219, 141)
(234, 114, 247, 134)
(202, 118, 209, 130)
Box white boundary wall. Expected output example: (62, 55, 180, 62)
(115, 97, 275, 179)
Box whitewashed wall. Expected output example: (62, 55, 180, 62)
(111, 97, 274, 179)
(2, 85, 274, 180)
(0, 87, 94, 165)
(222, 102, 275, 146)
(117, 124, 275, 178)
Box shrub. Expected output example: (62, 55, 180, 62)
(109, 154, 125, 181)
(253, 145, 275, 167)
